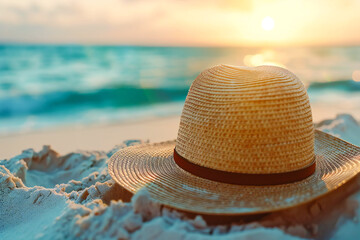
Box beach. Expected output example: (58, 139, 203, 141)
(2, 0, 360, 237)
(1, 45, 360, 240)
(1, 113, 360, 239)
(0, 116, 181, 161)
(1, 0, 360, 238)
(1, 103, 358, 161)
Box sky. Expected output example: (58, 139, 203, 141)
(0, 0, 360, 47)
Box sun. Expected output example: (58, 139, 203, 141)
(262, 16, 275, 31)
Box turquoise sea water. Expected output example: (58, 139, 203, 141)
(1, 45, 360, 134)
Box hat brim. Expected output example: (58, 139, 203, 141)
(109, 130, 360, 215)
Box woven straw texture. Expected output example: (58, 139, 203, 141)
(109, 130, 360, 215)
(176, 65, 314, 174)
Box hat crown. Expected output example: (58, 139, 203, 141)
(176, 64, 314, 174)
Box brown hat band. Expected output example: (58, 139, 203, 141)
(173, 149, 316, 186)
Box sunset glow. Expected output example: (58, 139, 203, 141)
(0, 0, 359, 46)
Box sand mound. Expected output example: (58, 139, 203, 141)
(1, 115, 360, 240)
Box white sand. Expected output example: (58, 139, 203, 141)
(1, 114, 360, 239)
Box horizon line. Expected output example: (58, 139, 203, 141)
(1, 40, 360, 49)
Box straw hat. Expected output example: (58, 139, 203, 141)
(109, 65, 360, 215)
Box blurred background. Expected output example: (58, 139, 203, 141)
(0, 0, 360, 136)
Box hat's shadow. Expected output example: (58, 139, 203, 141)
(108, 172, 360, 239)
(102, 182, 133, 204)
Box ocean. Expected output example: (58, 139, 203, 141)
(1, 45, 360, 135)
